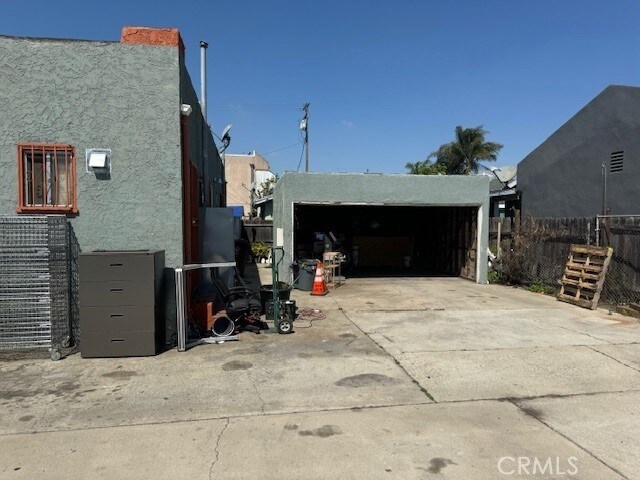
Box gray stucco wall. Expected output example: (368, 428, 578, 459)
(519, 85, 640, 218)
(273, 172, 490, 283)
(0, 36, 184, 266)
(0, 36, 227, 346)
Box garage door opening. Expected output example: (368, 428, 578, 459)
(293, 204, 479, 280)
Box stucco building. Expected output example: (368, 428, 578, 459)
(273, 172, 489, 284)
(0, 27, 225, 335)
(518, 85, 640, 218)
(224, 151, 274, 217)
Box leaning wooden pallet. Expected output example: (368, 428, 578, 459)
(557, 244, 613, 310)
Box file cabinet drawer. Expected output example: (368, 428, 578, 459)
(79, 251, 161, 282)
(80, 305, 157, 333)
(80, 280, 155, 307)
(81, 331, 159, 358)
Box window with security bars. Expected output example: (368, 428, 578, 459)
(17, 144, 77, 214)
(610, 151, 624, 174)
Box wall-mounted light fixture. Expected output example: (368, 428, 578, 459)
(86, 148, 112, 174)
(180, 104, 192, 117)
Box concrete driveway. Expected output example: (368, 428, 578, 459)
(1, 275, 639, 479)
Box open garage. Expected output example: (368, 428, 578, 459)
(273, 173, 490, 283)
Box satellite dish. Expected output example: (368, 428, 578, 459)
(218, 124, 233, 155)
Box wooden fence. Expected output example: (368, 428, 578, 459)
(490, 216, 640, 305)
(489, 217, 593, 264)
(244, 219, 273, 244)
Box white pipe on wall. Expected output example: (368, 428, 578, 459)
(199, 41, 208, 123)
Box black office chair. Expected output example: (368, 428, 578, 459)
(212, 276, 261, 314)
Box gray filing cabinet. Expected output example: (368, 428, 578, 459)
(79, 250, 165, 357)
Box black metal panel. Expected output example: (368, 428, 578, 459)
(200, 207, 236, 288)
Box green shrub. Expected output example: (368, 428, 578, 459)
(524, 278, 556, 295)
(251, 242, 270, 259)
(488, 269, 503, 284)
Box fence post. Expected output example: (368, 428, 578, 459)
(604, 208, 612, 246)
(513, 209, 521, 246)
(497, 219, 502, 260)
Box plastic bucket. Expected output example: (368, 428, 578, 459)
(212, 315, 235, 337)
(296, 259, 317, 291)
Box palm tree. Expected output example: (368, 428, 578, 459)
(425, 125, 502, 175)
(405, 160, 446, 175)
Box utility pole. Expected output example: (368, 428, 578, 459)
(301, 103, 310, 172)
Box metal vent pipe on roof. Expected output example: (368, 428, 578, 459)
(199, 40, 208, 123)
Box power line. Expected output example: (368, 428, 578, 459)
(296, 142, 305, 172)
(262, 141, 303, 156)
(226, 190, 246, 204)
(209, 104, 301, 112)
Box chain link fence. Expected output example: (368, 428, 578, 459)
(597, 215, 640, 306)
(490, 215, 640, 307)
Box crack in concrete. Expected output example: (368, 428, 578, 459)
(337, 308, 437, 402)
(396, 343, 625, 355)
(247, 370, 267, 414)
(504, 388, 640, 403)
(531, 316, 631, 345)
(344, 308, 446, 313)
(208, 418, 230, 479)
(587, 346, 640, 373)
(509, 399, 630, 480)
(3, 390, 640, 437)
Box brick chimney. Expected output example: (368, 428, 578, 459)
(121, 26, 185, 54)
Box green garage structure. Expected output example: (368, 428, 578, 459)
(273, 172, 490, 284)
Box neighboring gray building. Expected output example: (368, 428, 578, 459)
(0, 27, 225, 337)
(273, 172, 489, 284)
(477, 164, 519, 218)
(254, 194, 273, 220)
(518, 85, 640, 218)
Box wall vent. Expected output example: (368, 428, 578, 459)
(610, 151, 624, 173)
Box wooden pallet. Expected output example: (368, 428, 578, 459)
(557, 245, 613, 309)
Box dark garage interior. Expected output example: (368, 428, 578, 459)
(293, 204, 478, 279)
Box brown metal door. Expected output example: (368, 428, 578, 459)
(180, 117, 200, 311)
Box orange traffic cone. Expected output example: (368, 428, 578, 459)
(310, 261, 328, 296)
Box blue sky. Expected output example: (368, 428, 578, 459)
(2, 0, 640, 175)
